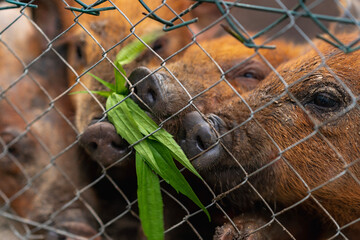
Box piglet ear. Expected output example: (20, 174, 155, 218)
(188, 2, 224, 41)
(26, 0, 74, 89)
(30, 0, 72, 39)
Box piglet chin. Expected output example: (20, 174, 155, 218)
(46, 221, 101, 240)
(189, 144, 224, 171)
(177, 111, 228, 171)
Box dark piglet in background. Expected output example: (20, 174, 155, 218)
(0, 2, 99, 239)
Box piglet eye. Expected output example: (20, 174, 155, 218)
(73, 41, 87, 66)
(243, 72, 256, 79)
(151, 38, 168, 55)
(75, 43, 84, 60)
(313, 93, 338, 109)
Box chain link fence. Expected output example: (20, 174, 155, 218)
(0, 0, 359, 239)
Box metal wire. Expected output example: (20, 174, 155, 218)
(0, 0, 359, 239)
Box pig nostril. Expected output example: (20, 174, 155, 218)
(111, 141, 128, 152)
(88, 142, 98, 152)
(146, 88, 157, 105)
(128, 67, 165, 111)
(196, 135, 205, 152)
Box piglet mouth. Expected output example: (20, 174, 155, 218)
(46, 221, 101, 240)
(178, 111, 227, 170)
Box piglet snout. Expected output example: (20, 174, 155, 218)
(79, 122, 129, 166)
(178, 111, 225, 170)
(128, 67, 165, 112)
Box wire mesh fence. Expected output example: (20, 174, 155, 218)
(0, 0, 359, 239)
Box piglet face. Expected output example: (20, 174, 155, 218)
(191, 34, 360, 230)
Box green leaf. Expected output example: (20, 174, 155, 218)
(69, 90, 112, 98)
(106, 93, 161, 174)
(114, 61, 128, 95)
(115, 30, 164, 66)
(136, 153, 164, 240)
(125, 97, 202, 179)
(148, 141, 210, 220)
(87, 72, 116, 91)
(113, 30, 163, 95)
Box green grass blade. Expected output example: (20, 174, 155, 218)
(113, 30, 164, 95)
(115, 30, 164, 66)
(148, 141, 210, 220)
(157, 130, 201, 179)
(114, 61, 128, 95)
(106, 93, 160, 173)
(69, 90, 112, 98)
(87, 72, 116, 91)
(125, 98, 157, 135)
(136, 153, 164, 240)
(125, 98, 202, 179)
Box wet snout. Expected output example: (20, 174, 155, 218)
(178, 111, 225, 170)
(128, 66, 165, 112)
(79, 122, 129, 166)
(128, 66, 189, 118)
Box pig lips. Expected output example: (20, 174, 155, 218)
(186, 142, 223, 171)
(178, 112, 228, 171)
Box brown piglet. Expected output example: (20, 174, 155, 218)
(177, 33, 360, 239)
(85, 33, 306, 239)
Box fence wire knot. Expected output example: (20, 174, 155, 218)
(0, 0, 37, 10)
(195, 0, 360, 52)
(139, 0, 200, 32)
(65, 0, 116, 16)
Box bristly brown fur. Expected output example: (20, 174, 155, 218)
(214, 33, 360, 238)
